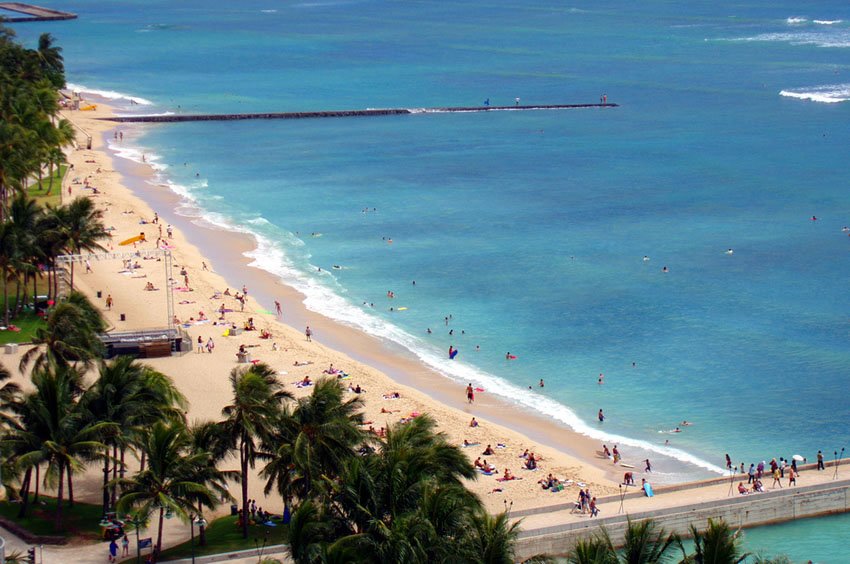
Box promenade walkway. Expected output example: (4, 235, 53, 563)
(514, 459, 850, 559)
(0, 2, 76, 21)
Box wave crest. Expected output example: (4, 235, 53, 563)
(66, 82, 154, 105)
(780, 84, 850, 103)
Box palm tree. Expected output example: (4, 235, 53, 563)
(115, 420, 220, 555)
(220, 362, 291, 539)
(51, 198, 108, 289)
(679, 518, 749, 564)
(35, 33, 65, 88)
(81, 356, 187, 513)
(567, 537, 617, 564)
(567, 518, 678, 564)
(187, 420, 238, 546)
(19, 293, 105, 373)
(464, 510, 526, 564)
(262, 377, 363, 504)
(11, 364, 112, 529)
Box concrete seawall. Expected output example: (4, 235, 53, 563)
(515, 460, 850, 559)
(100, 103, 618, 123)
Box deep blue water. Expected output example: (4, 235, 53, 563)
(11, 1, 850, 559)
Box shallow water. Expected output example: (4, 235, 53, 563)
(12, 0, 850, 557)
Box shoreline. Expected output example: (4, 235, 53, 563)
(103, 117, 722, 481)
(37, 95, 720, 516)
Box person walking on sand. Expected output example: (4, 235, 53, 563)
(206, 337, 215, 354)
(122, 534, 130, 556)
(644, 459, 652, 472)
(105, 294, 113, 310)
(196, 335, 204, 353)
(275, 300, 282, 317)
(466, 383, 475, 404)
(305, 325, 312, 342)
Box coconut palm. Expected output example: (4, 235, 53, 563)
(19, 293, 105, 373)
(187, 420, 239, 546)
(566, 537, 617, 564)
(115, 420, 220, 555)
(261, 377, 364, 504)
(9, 364, 112, 529)
(35, 33, 65, 88)
(679, 518, 749, 564)
(81, 356, 187, 513)
(51, 198, 108, 289)
(220, 362, 291, 539)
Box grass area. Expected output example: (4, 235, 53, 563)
(151, 514, 288, 562)
(0, 496, 106, 540)
(26, 164, 67, 206)
(0, 310, 44, 345)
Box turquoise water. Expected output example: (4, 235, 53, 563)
(11, 1, 850, 558)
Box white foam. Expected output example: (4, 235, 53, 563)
(814, 19, 842, 25)
(786, 17, 807, 25)
(66, 82, 154, 106)
(780, 83, 850, 103)
(106, 140, 725, 476)
(236, 232, 725, 475)
(734, 31, 850, 48)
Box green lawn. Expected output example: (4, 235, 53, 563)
(150, 514, 288, 562)
(26, 164, 67, 206)
(0, 310, 45, 345)
(0, 496, 105, 540)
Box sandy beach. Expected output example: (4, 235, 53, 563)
(2, 98, 630, 548)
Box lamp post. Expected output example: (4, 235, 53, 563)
(190, 514, 207, 564)
(124, 514, 146, 564)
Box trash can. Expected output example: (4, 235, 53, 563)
(231, 504, 238, 516)
(120, 313, 126, 321)
(4, 343, 18, 354)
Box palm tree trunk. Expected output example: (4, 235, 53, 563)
(32, 273, 37, 314)
(33, 463, 40, 502)
(110, 444, 118, 507)
(17, 468, 31, 518)
(140, 450, 146, 472)
(67, 467, 74, 507)
(102, 446, 110, 513)
(156, 506, 165, 556)
(3, 265, 9, 327)
(69, 260, 75, 291)
(55, 460, 65, 532)
(241, 439, 249, 539)
(119, 446, 127, 480)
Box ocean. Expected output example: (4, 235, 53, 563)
(10, 0, 850, 560)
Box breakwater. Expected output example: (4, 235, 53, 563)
(100, 103, 618, 123)
(0, 2, 76, 21)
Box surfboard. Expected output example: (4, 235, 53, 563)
(474, 387, 485, 392)
(449, 349, 459, 359)
(397, 307, 408, 311)
(620, 463, 635, 469)
(119, 234, 145, 246)
(643, 483, 654, 497)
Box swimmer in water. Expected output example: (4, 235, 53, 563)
(662, 266, 669, 273)
(725, 248, 734, 255)
(681, 420, 692, 426)
(643, 255, 650, 261)
(598, 373, 604, 385)
(539, 379, 544, 388)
